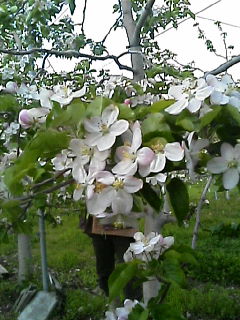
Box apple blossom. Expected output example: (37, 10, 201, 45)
(112, 121, 154, 176)
(18, 108, 49, 129)
(183, 132, 209, 180)
(84, 105, 129, 152)
(166, 78, 213, 115)
(207, 142, 240, 190)
(51, 150, 73, 172)
(124, 232, 174, 262)
(105, 299, 142, 320)
(50, 84, 87, 106)
(86, 171, 143, 216)
(139, 139, 184, 177)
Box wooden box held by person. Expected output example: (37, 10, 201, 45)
(92, 216, 137, 237)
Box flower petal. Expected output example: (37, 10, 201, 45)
(187, 98, 201, 113)
(207, 157, 228, 174)
(96, 171, 114, 185)
(150, 153, 166, 172)
(223, 168, 239, 189)
(165, 142, 184, 161)
(84, 117, 101, 133)
(165, 98, 188, 115)
(110, 119, 129, 136)
(195, 86, 213, 101)
(123, 176, 143, 193)
(112, 190, 133, 214)
(131, 123, 142, 151)
(221, 143, 234, 161)
(137, 147, 155, 165)
(97, 133, 116, 151)
(102, 105, 119, 126)
(112, 159, 137, 176)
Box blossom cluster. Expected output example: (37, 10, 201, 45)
(105, 299, 144, 320)
(50, 105, 185, 218)
(166, 74, 240, 115)
(124, 232, 174, 262)
(1, 81, 87, 129)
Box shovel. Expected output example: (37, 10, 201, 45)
(18, 209, 58, 320)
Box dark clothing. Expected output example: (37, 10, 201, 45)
(91, 234, 141, 300)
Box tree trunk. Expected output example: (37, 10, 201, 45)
(17, 233, 33, 283)
(120, 0, 145, 81)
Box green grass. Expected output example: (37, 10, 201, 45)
(1, 181, 240, 319)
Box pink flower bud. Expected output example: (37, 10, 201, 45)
(18, 109, 32, 128)
(124, 99, 132, 106)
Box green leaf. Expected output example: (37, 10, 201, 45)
(109, 261, 140, 302)
(163, 257, 186, 286)
(176, 117, 195, 131)
(139, 183, 162, 212)
(199, 106, 222, 129)
(0, 94, 19, 112)
(166, 178, 189, 225)
(85, 96, 111, 117)
(118, 104, 135, 120)
(4, 129, 70, 195)
(68, 0, 76, 14)
(150, 303, 185, 320)
(149, 99, 175, 113)
(49, 100, 86, 128)
(1, 200, 22, 223)
(225, 104, 240, 126)
(129, 305, 149, 320)
(142, 113, 172, 142)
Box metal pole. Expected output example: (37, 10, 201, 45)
(38, 209, 49, 292)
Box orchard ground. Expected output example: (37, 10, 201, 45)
(1, 180, 240, 320)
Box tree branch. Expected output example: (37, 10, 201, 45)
(81, 0, 88, 34)
(206, 54, 240, 76)
(191, 175, 213, 249)
(0, 48, 133, 72)
(133, 0, 155, 45)
(101, 12, 122, 45)
(120, 0, 145, 81)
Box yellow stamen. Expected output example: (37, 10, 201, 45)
(122, 151, 136, 160)
(101, 123, 109, 134)
(95, 182, 106, 193)
(113, 179, 124, 190)
(151, 142, 164, 153)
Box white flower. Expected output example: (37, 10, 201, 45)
(207, 142, 240, 189)
(206, 74, 237, 106)
(124, 232, 174, 262)
(146, 173, 167, 186)
(86, 171, 143, 216)
(183, 132, 209, 180)
(2, 67, 15, 80)
(84, 105, 129, 151)
(18, 108, 49, 129)
(105, 299, 141, 320)
(51, 84, 87, 106)
(112, 121, 154, 176)
(51, 150, 73, 171)
(166, 78, 213, 115)
(4, 81, 18, 93)
(139, 140, 184, 177)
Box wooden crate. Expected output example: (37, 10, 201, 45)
(91, 217, 136, 237)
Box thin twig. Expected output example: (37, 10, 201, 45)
(0, 48, 133, 72)
(81, 0, 88, 34)
(191, 175, 213, 249)
(31, 168, 71, 190)
(101, 12, 122, 45)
